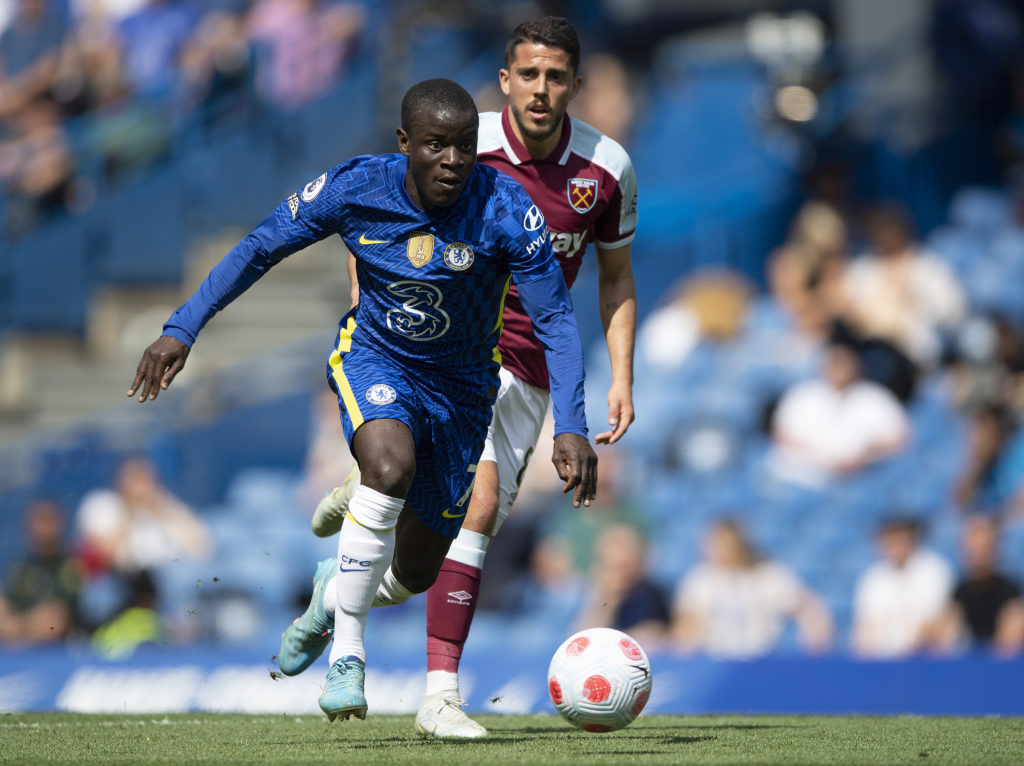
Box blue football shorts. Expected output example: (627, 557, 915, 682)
(325, 319, 498, 539)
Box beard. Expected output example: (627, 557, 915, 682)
(509, 102, 560, 143)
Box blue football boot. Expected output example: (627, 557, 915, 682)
(277, 557, 336, 676)
(319, 656, 368, 721)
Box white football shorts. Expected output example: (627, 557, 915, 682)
(478, 366, 550, 529)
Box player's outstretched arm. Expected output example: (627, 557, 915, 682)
(127, 336, 190, 403)
(594, 243, 637, 445)
(552, 432, 598, 508)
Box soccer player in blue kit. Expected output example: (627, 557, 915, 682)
(127, 78, 598, 722)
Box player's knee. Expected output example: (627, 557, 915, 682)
(464, 483, 500, 535)
(464, 493, 499, 536)
(357, 440, 415, 497)
(487, 494, 514, 537)
(361, 460, 414, 498)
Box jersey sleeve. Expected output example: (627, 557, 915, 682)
(594, 152, 638, 250)
(496, 183, 588, 438)
(162, 166, 346, 345)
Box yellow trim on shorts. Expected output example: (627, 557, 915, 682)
(329, 316, 363, 430)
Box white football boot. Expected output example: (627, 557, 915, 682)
(311, 464, 360, 537)
(414, 692, 488, 739)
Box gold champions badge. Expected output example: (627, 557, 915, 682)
(406, 232, 434, 267)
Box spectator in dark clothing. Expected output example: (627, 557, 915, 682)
(573, 523, 669, 645)
(0, 497, 80, 644)
(933, 515, 1024, 656)
(953, 403, 1017, 513)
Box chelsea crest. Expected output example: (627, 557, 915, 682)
(443, 242, 474, 271)
(366, 384, 397, 405)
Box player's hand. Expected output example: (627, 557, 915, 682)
(595, 381, 635, 445)
(127, 336, 190, 403)
(552, 432, 598, 508)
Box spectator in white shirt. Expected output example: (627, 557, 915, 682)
(842, 202, 965, 369)
(852, 517, 954, 658)
(769, 327, 911, 489)
(671, 518, 833, 659)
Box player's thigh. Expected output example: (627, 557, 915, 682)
(475, 368, 550, 528)
(392, 502, 454, 593)
(351, 419, 416, 497)
(328, 342, 424, 497)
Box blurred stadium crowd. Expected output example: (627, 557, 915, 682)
(4, 0, 1024, 667)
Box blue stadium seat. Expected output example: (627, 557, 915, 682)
(0, 238, 13, 332)
(10, 215, 93, 334)
(178, 128, 281, 232)
(97, 168, 187, 285)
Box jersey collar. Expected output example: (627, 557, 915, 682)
(500, 105, 573, 166)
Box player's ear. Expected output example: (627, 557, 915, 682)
(498, 69, 511, 97)
(569, 75, 582, 101)
(396, 127, 410, 156)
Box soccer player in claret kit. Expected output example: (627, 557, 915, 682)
(126, 78, 598, 723)
(312, 17, 639, 737)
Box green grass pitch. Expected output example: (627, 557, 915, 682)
(2, 713, 1023, 765)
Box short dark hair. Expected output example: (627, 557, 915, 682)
(401, 78, 477, 134)
(505, 16, 580, 74)
(879, 517, 923, 536)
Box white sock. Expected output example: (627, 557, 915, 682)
(323, 575, 337, 616)
(446, 527, 489, 569)
(328, 485, 403, 664)
(373, 566, 414, 607)
(425, 670, 460, 697)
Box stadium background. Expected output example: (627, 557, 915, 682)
(2, 0, 1024, 716)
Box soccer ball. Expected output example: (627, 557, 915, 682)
(547, 627, 653, 732)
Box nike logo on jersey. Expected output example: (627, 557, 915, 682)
(441, 508, 467, 519)
(359, 233, 389, 245)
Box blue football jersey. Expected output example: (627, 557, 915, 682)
(287, 154, 557, 374)
(162, 153, 589, 436)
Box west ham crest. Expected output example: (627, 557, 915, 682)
(406, 232, 434, 267)
(567, 177, 598, 214)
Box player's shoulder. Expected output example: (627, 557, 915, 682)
(316, 153, 400, 200)
(471, 161, 529, 204)
(566, 116, 634, 181)
(328, 152, 399, 181)
(478, 111, 505, 154)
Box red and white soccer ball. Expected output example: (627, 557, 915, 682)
(547, 627, 653, 733)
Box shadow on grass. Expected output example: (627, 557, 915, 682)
(459, 730, 719, 747)
(683, 724, 806, 731)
